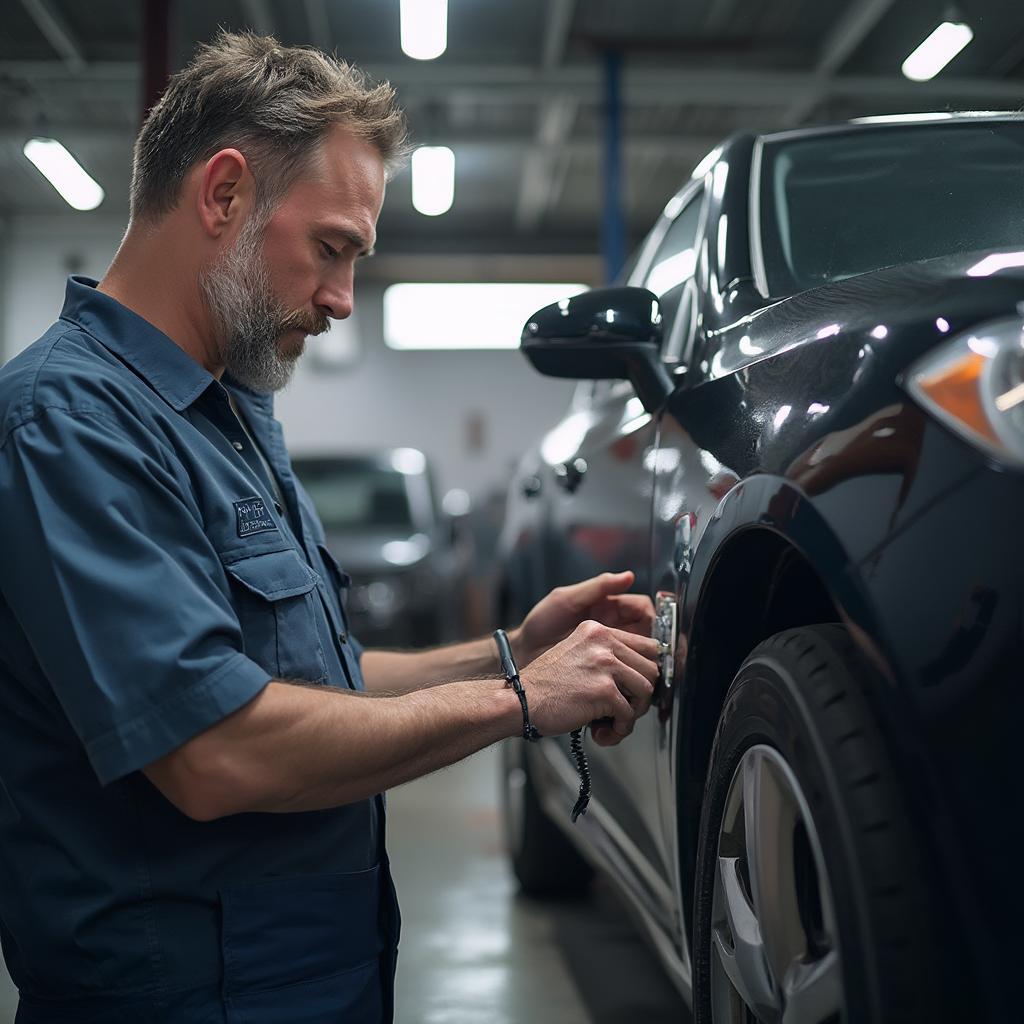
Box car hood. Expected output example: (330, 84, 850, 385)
(706, 247, 1024, 383)
(867, 247, 1024, 294)
(774, 248, 1024, 335)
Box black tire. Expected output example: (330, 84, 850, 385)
(693, 625, 937, 1023)
(500, 738, 593, 898)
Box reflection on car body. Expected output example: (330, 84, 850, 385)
(499, 114, 1024, 1023)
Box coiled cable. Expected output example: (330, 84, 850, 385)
(570, 726, 591, 822)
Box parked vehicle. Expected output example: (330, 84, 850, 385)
(292, 449, 460, 647)
(498, 114, 1024, 1023)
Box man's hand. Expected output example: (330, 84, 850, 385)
(513, 570, 656, 668)
(520, 620, 660, 746)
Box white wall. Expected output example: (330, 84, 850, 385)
(276, 283, 577, 499)
(3, 213, 126, 358)
(1, 213, 577, 501)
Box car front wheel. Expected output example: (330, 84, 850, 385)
(693, 625, 936, 1023)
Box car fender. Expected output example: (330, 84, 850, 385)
(662, 472, 898, 955)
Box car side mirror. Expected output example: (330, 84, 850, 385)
(520, 286, 671, 412)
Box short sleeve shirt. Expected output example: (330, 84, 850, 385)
(0, 277, 379, 1002)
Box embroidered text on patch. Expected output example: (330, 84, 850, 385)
(234, 496, 278, 538)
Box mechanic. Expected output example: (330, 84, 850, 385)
(0, 31, 660, 1024)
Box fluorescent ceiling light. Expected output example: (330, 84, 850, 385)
(384, 283, 586, 350)
(23, 138, 104, 211)
(400, 0, 447, 60)
(411, 146, 455, 216)
(902, 21, 973, 82)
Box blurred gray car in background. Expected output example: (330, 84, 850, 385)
(292, 449, 464, 648)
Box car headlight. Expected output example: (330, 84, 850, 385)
(905, 318, 1024, 467)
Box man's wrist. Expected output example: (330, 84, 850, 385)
(491, 677, 528, 739)
(493, 628, 542, 741)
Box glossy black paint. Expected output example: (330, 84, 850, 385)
(500, 118, 1024, 1018)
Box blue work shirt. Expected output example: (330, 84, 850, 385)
(0, 277, 398, 1022)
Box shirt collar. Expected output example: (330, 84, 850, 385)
(224, 373, 275, 420)
(59, 275, 216, 413)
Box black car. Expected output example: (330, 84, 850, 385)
(292, 450, 460, 647)
(498, 114, 1024, 1023)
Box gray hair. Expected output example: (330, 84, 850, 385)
(130, 30, 409, 222)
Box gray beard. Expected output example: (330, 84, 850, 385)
(198, 218, 328, 393)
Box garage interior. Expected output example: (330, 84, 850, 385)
(1, 1, 1022, 1021)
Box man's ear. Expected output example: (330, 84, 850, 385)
(196, 149, 254, 239)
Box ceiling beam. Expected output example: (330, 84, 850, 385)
(18, 0, 86, 73)
(241, 0, 275, 37)
(782, 0, 898, 125)
(304, 0, 332, 52)
(541, 0, 576, 71)
(516, 97, 579, 230)
(5, 61, 1024, 107)
(516, 0, 578, 232)
(990, 32, 1024, 76)
(817, 0, 897, 76)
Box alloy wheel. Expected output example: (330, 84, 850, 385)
(709, 744, 844, 1024)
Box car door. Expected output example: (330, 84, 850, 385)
(542, 186, 707, 928)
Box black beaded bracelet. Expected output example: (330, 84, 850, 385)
(493, 629, 541, 741)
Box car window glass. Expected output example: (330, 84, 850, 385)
(642, 192, 703, 348)
(760, 123, 1024, 294)
(664, 278, 699, 366)
(292, 463, 414, 531)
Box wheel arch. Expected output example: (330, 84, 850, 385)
(671, 478, 889, 952)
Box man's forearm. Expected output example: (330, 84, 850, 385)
(150, 677, 522, 819)
(359, 627, 523, 694)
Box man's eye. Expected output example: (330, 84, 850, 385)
(320, 240, 338, 260)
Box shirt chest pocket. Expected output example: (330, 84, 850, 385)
(224, 548, 328, 685)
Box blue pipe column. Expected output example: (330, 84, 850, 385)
(602, 49, 625, 284)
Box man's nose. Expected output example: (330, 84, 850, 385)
(314, 271, 354, 320)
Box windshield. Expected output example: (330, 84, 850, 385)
(759, 121, 1024, 295)
(293, 460, 414, 531)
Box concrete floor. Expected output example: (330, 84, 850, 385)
(0, 746, 688, 1023)
(389, 745, 689, 1024)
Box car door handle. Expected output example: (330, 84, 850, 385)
(554, 457, 588, 494)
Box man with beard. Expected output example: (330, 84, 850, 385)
(0, 31, 660, 1024)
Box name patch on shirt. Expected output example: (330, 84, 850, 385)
(234, 496, 278, 538)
